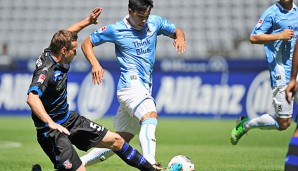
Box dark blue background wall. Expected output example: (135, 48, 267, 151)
(1, 57, 295, 120)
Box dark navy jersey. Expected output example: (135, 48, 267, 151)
(27, 48, 70, 127)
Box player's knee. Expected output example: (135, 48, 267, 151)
(278, 122, 291, 131)
(140, 111, 158, 121)
(294, 126, 298, 136)
(277, 117, 291, 131)
(110, 134, 125, 151)
(117, 132, 134, 142)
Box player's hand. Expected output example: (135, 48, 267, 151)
(92, 62, 104, 85)
(281, 29, 294, 40)
(173, 38, 186, 54)
(89, 7, 103, 25)
(285, 80, 297, 104)
(48, 122, 70, 135)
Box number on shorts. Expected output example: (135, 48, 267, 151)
(90, 122, 103, 131)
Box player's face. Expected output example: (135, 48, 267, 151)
(129, 7, 151, 30)
(279, 0, 293, 5)
(64, 41, 77, 64)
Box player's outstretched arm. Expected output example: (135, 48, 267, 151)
(250, 29, 294, 44)
(27, 92, 70, 135)
(170, 28, 186, 54)
(81, 37, 104, 85)
(67, 7, 102, 33)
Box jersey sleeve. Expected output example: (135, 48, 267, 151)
(251, 10, 274, 35)
(154, 15, 176, 36)
(27, 58, 52, 97)
(90, 25, 116, 46)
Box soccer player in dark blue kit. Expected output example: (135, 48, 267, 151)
(285, 29, 298, 171)
(27, 7, 182, 171)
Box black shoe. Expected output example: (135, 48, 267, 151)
(31, 164, 42, 171)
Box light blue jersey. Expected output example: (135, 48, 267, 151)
(90, 15, 176, 90)
(251, 3, 298, 88)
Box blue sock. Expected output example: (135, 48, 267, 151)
(114, 142, 154, 171)
(285, 137, 298, 171)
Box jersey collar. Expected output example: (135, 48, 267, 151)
(276, 2, 297, 11)
(48, 51, 70, 72)
(123, 15, 133, 29)
(123, 15, 150, 31)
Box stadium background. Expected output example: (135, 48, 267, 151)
(1, 0, 295, 120)
(0, 1, 297, 171)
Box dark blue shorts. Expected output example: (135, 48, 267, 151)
(36, 111, 108, 171)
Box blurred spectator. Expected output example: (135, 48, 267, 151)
(0, 43, 13, 70)
(0, 0, 276, 59)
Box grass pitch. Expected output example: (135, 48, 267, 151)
(0, 116, 295, 171)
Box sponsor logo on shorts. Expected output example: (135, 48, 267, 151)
(63, 159, 72, 169)
(278, 104, 282, 112)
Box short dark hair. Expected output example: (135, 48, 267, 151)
(128, 0, 154, 11)
(49, 30, 78, 55)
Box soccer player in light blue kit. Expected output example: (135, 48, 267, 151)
(80, 0, 186, 170)
(230, 0, 298, 145)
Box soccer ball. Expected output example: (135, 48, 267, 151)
(168, 155, 195, 171)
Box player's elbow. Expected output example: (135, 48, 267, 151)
(26, 92, 36, 108)
(81, 40, 87, 53)
(249, 36, 258, 44)
(81, 37, 92, 53)
(26, 95, 33, 107)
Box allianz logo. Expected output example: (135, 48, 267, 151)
(0, 69, 274, 119)
(0, 71, 115, 120)
(155, 76, 245, 115)
(246, 70, 274, 119)
(77, 70, 115, 120)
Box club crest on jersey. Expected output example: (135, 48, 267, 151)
(256, 19, 263, 27)
(37, 74, 46, 83)
(97, 26, 107, 33)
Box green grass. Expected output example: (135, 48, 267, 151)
(0, 116, 295, 171)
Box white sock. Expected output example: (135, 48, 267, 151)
(244, 114, 279, 130)
(80, 148, 114, 166)
(139, 118, 158, 165)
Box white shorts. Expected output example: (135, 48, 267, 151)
(114, 87, 157, 135)
(272, 85, 293, 118)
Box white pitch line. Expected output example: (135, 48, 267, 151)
(0, 141, 22, 149)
